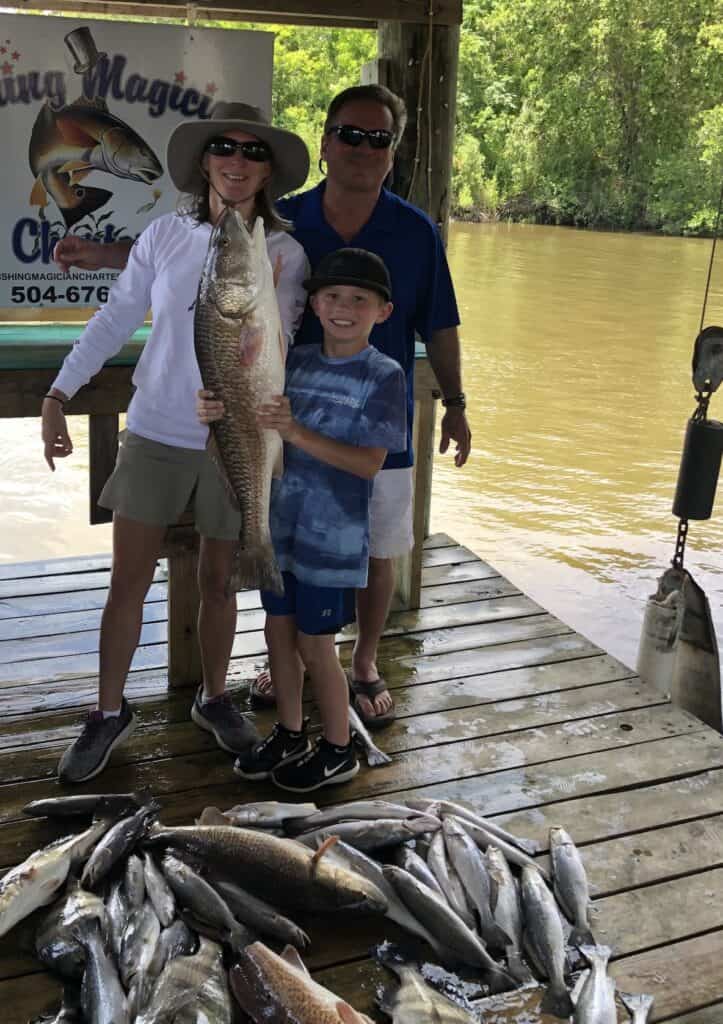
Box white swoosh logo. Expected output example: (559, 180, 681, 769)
(323, 761, 347, 778)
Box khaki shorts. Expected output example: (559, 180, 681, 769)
(99, 431, 241, 540)
(369, 466, 414, 559)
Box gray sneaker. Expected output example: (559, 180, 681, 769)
(57, 699, 136, 783)
(191, 688, 259, 754)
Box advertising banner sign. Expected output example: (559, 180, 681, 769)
(1, 15, 273, 309)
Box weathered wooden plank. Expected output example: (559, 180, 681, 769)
(0, 654, 633, 753)
(0, 632, 608, 718)
(396, 729, 723, 820)
(496, 768, 723, 850)
(0, 613, 572, 685)
(0, 580, 167, 620)
(663, 1005, 723, 1023)
(421, 559, 509, 585)
(0, 678, 661, 790)
(420, 576, 520, 607)
(420, 544, 479, 567)
(0, 594, 544, 665)
(0, 552, 112, 581)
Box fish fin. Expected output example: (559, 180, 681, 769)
(483, 922, 513, 955)
(620, 991, 654, 1014)
(229, 541, 284, 596)
(279, 944, 310, 974)
(578, 943, 611, 968)
(311, 834, 339, 871)
(58, 159, 93, 176)
(569, 926, 596, 949)
(506, 949, 536, 986)
(540, 982, 574, 1019)
(364, 744, 392, 767)
(29, 176, 48, 207)
(484, 964, 517, 996)
(196, 806, 231, 826)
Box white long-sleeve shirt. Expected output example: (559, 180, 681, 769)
(52, 212, 309, 449)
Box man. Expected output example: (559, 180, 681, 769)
(53, 84, 471, 728)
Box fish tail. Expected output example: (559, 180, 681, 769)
(540, 982, 574, 1019)
(578, 943, 611, 968)
(620, 991, 654, 1015)
(229, 542, 284, 595)
(485, 922, 514, 954)
(569, 925, 596, 949)
(485, 964, 517, 995)
(365, 745, 392, 767)
(506, 948, 536, 985)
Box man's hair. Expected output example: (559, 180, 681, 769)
(324, 85, 407, 146)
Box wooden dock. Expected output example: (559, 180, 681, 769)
(1, 534, 722, 1022)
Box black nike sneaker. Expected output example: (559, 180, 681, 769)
(233, 720, 311, 781)
(271, 736, 359, 793)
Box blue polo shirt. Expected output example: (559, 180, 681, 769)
(277, 182, 460, 470)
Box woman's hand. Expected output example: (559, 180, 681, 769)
(41, 396, 73, 470)
(53, 235, 105, 273)
(257, 395, 298, 442)
(197, 389, 225, 424)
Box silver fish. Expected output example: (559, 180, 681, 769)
(106, 879, 128, 961)
(383, 864, 514, 991)
(405, 798, 541, 856)
(212, 801, 318, 828)
(136, 937, 224, 1024)
(428, 829, 477, 930)
(0, 818, 110, 937)
(392, 845, 448, 902)
(142, 851, 176, 927)
(348, 703, 392, 766)
(574, 945, 616, 1024)
(119, 900, 160, 989)
(171, 947, 233, 1024)
(619, 991, 654, 1023)
(484, 845, 534, 985)
(520, 865, 573, 1019)
(442, 818, 512, 953)
(23, 792, 146, 819)
(74, 918, 129, 1024)
(35, 882, 107, 980)
(124, 852, 145, 908)
(448, 814, 550, 880)
(550, 826, 595, 947)
(296, 816, 441, 853)
(285, 799, 417, 834)
(161, 854, 253, 953)
(377, 951, 476, 1023)
(215, 878, 309, 949)
(194, 208, 286, 593)
(81, 801, 159, 889)
(148, 918, 197, 977)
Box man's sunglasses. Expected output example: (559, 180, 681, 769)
(327, 124, 395, 150)
(204, 136, 272, 162)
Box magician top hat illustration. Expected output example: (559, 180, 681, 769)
(64, 27, 107, 74)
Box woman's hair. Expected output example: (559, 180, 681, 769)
(176, 167, 291, 233)
(324, 84, 407, 146)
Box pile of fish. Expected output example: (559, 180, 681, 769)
(0, 791, 654, 1022)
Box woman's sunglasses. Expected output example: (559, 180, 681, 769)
(327, 124, 395, 150)
(204, 136, 272, 162)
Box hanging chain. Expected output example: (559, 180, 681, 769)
(672, 518, 689, 570)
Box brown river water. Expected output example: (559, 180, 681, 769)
(2, 222, 723, 669)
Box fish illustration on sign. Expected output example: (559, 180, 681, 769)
(28, 94, 163, 227)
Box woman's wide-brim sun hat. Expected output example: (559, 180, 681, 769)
(166, 101, 310, 200)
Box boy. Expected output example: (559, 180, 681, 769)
(234, 248, 406, 792)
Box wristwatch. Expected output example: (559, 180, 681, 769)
(441, 392, 466, 410)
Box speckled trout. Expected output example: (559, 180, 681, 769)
(194, 208, 285, 594)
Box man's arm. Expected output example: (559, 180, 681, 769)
(54, 236, 133, 273)
(425, 325, 472, 468)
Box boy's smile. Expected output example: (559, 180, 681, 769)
(311, 284, 393, 356)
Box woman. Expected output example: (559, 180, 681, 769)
(42, 102, 310, 784)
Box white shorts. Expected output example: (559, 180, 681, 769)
(369, 466, 414, 559)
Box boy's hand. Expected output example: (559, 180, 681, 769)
(257, 395, 298, 441)
(197, 389, 225, 424)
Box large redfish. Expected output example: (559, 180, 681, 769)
(194, 208, 285, 594)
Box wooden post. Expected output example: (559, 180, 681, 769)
(162, 519, 203, 688)
(374, 18, 459, 609)
(88, 414, 118, 525)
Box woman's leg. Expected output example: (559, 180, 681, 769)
(197, 537, 237, 698)
(98, 514, 166, 710)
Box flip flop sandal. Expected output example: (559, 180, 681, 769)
(249, 668, 277, 707)
(346, 674, 396, 731)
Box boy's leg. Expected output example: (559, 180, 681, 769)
(296, 632, 349, 747)
(191, 536, 258, 755)
(58, 514, 163, 782)
(234, 579, 311, 780)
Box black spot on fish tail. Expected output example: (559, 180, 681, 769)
(228, 543, 284, 596)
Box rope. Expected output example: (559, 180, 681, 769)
(405, 7, 434, 205)
(699, 177, 723, 332)
(426, 2, 434, 210)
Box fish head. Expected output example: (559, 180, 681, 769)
(549, 826, 573, 849)
(99, 126, 163, 183)
(203, 208, 263, 319)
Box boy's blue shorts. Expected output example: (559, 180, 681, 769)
(261, 572, 356, 636)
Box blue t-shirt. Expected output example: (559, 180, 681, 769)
(270, 344, 407, 589)
(278, 183, 460, 470)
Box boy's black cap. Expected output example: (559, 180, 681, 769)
(303, 248, 392, 301)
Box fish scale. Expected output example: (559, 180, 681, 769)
(194, 208, 286, 594)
